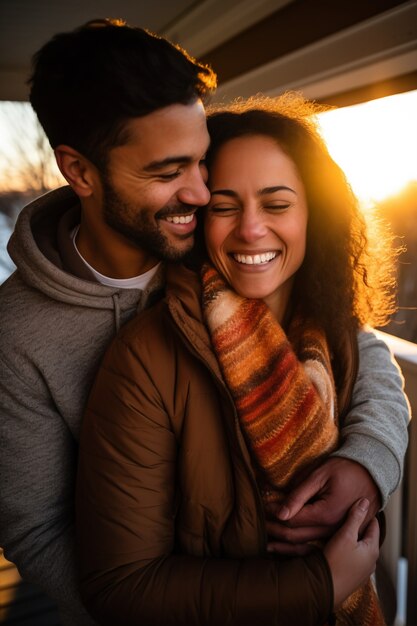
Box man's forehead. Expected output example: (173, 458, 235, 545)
(117, 103, 210, 162)
(128, 100, 207, 135)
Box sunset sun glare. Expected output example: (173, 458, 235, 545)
(318, 90, 417, 206)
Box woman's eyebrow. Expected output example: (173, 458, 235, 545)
(210, 189, 237, 197)
(258, 185, 296, 195)
(210, 186, 296, 197)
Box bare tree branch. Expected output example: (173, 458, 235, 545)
(0, 102, 65, 193)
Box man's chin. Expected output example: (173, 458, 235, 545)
(161, 237, 195, 262)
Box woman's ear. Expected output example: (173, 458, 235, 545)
(54, 145, 97, 197)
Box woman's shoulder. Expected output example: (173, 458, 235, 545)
(110, 263, 205, 365)
(117, 299, 171, 349)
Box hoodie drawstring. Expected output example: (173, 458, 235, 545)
(112, 294, 121, 333)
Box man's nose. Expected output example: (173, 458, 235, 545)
(177, 167, 210, 207)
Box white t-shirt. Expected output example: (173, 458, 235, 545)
(72, 226, 160, 290)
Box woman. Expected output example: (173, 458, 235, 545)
(77, 95, 395, 625)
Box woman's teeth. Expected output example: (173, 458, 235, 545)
(233, 252, 277, 265)
(166, 214, 194, 224)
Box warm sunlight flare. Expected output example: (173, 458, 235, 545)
(318, 90, 417, 206)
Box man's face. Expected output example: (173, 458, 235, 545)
(100, 100, 210, 262)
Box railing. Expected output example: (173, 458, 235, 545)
(377, 331, 417, 626)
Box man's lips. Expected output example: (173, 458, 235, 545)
(158, 211, 197, 236)
(156, 205, 197, 220)
(164, 214, 194, 224)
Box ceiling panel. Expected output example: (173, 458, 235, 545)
(0, 0, 199, 99)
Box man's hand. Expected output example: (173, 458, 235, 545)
(266, 458, 381, 555)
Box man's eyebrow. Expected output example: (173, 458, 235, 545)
(143, 156, 192, 171)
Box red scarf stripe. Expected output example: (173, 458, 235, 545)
(248, 386, 319, 455)
(266, 416, 339, 485)
(237, 377, 315, 439)
(212, 302, 270, 360)
(233, 351, 298, 417)
(257, 418, 339, 491)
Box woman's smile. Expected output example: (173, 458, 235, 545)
(205, 134, 308, 319)
(231, 250, 278, 265)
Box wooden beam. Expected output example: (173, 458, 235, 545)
(201, 0, 410, 83)
(316, 70, 417, 107)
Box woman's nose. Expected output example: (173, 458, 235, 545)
(235, 209, 268, 242)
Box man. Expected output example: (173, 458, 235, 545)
(0, 18, 409, 626)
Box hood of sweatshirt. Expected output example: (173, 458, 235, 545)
(7, 186, 164, 323)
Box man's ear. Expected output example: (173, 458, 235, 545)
(54, 145, 98, 197)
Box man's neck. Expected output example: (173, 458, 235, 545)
(76, 220, 159, 279)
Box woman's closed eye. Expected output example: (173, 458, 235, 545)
(208, 202, 291, 214)
(264, 202, 291, 211)
(208, 205, 239, 214)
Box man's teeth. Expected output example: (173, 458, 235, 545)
(233, 252, 277, 265)
(165, 214, 194, 224)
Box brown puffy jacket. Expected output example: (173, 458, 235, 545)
(76, 264, 357, 626)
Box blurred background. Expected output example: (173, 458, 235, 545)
(0, 1, 416, 625)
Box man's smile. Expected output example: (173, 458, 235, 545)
(165, 214, 195, 224)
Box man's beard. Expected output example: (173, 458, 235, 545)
(101, 177, 196, 262)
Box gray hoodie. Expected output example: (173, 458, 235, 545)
(0, 186, 410, 626)
(0, 187, 164, 625)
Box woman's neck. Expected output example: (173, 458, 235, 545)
(263, 278, 294, 325)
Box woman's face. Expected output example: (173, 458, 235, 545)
(205, 134, 308, 319)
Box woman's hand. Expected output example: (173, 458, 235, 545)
(323, 498, 380, 609)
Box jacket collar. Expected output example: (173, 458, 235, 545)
(165, 263, 225, 383)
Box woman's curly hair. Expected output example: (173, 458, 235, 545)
(202, 93, 397, 351)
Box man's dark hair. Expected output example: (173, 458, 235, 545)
(29, 18, 217, 169)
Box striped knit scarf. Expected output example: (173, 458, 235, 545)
(201, 263, 385, 626)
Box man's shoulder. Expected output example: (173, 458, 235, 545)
(1, 269, 42, 301)
(0, 270, 107, 358)
(0, 271, 45, 333)
(0, 270, 64, 328)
